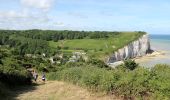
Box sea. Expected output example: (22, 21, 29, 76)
(139, 34, 170, 67)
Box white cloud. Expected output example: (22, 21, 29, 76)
(0, 10, 50, 29)
(0, 0, 55, 29)
(0, 10, 30, 20)
(21, 0, 54, 12)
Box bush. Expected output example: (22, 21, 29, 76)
(48, 66, 119, 92)
(124, 59, 138, 70)
(88, 59, 109, 69)
(148, 64, 170, 99)
(47, 64, 170, 99)
(115, 67, 151, 98)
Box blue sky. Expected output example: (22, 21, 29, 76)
(0, 0, 170, 34)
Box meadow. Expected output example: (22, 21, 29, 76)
(49, 31, 145, 58)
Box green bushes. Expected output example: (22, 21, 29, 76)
(48, 67, 117, 91)
(88, 59, 110, 69)
(0, 48, 32, 87)
(47, 64, 170, 99)
(148, 64, 170, 99)
(114, 67, 151, 98)
(124, 59, 138, 70)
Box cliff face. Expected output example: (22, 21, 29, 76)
(107, 34, 151, 63)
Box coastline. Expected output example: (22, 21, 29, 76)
(109, 50, 169, 68)
(135, 50, 169, 64)
(108, 34, 170, 68)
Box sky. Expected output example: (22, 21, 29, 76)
(0, 0, 170, 34)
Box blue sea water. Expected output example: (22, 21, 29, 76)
(150, 35, 170, 51)
(150, 34, 170, 40)
(139, 34, 170, 67)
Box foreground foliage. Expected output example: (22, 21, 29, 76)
(0, 47, 32, 99)
(47, 63, 170, 99)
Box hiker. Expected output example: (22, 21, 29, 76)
(33, 70, 38, 82)
(42, 72, 46, 82)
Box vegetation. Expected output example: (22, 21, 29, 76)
(0, 47, 32, 99)
(0, 30, 146, 58)
(1, 30, 170, 99)
(124, 59, 138, 70)
(47, 61, 170, 99)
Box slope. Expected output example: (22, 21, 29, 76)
(15, 81, 121, 100)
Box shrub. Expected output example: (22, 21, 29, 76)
(47, 64, 170, 99)
(48, 67, 118, 92)
(124, 59, 138, 70)
(88, 59, 109, 69)
(48, 67, 83, 84)
(148, 64, 170, 99)
(115, 67, 151, 98)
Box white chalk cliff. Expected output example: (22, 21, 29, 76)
(107, 34, 151, 63)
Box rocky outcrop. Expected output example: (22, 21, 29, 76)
(107, 34, 151, 63)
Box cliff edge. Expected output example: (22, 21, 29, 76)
(107, 34, 151, 63)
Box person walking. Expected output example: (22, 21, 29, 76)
(33, 70, 38, 82)
(42, 72, 46, 82)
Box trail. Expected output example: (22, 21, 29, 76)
(15, 81, 120, 100)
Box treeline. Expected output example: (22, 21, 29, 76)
(0, 30, 122, 41)
(15, 30, 118, 41)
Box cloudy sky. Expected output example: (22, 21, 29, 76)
(0, 0, 170, 34)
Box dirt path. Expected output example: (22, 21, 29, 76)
(15, 81, 120, 100)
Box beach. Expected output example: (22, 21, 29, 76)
(136, 34, 170, 67)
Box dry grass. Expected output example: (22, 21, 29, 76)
(15, 81, 120, 100)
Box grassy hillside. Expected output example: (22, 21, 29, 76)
(0, 30, 146, 58)
(49, 31, 146, 58)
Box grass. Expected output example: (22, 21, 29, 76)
(15, 81, 119, 100)
(49, 32, 146, 59)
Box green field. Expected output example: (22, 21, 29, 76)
(49, 32, 145, 58)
